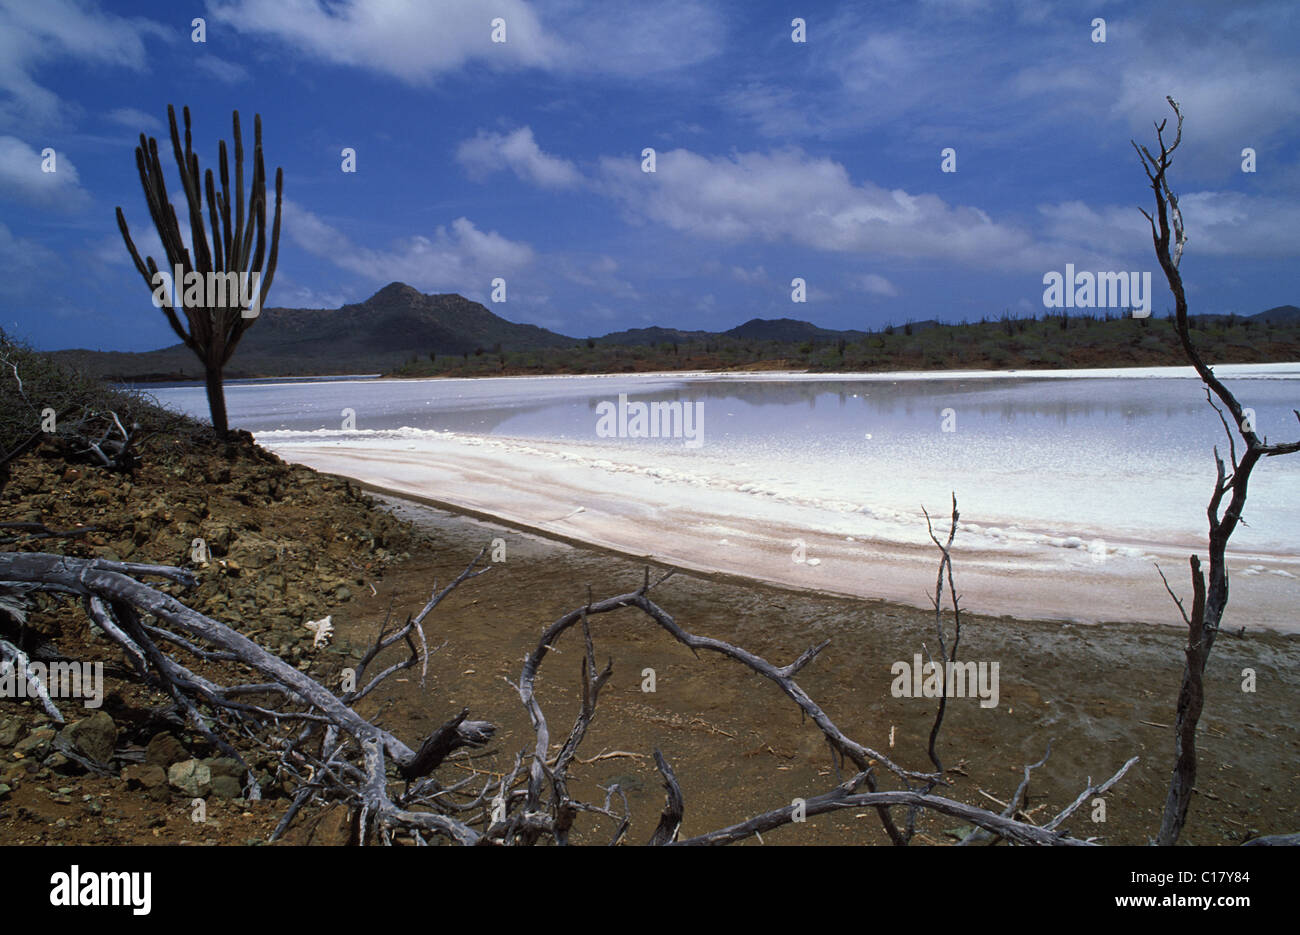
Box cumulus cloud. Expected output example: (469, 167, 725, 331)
(0, 0, 168, 128)
(1040, 192, 1300, 259)
(207, 0, 722, 83)
(1113, 60, 1300, 162)
(208, 0, 557, 82)
(283, 199, 534, 292)
(0, 135, 90, 210)
(457, 127, 582, 188)
(597, 146, 1051, 269)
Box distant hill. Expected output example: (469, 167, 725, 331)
(1252, 305, 1300, 325)
(397, 305, 1300, 378)
(250, 282, 574, 357)
(52, 283, 576, 380)
(49, 285, 1300, 381)
(593, 326, 713, 347)
(724, 317, 869, 343)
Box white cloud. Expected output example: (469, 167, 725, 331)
(457, 127, 582, 189)
(730, 264, 770, 284)
(1114, 64, 1300, 159)
(597, 146, 1051, 269)
(207, 0, 722, 82)
(90, 226, 167, 271)
(194, 55, 250, 85)
(550, 1, 723, 77)
(854, 273, 899, 297)
(105, 107, 164, 133)
(271, 276, 350, 310)
(0, 0, 168, 128)
(1040, 192, 1300, 259)
(0, 135, 90, 210)
(718, 83, 821, 138)
(207, 0, 560, 82)
(557, 254, 640, 299)
(283, 199, 535, 292)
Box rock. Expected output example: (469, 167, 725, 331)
(13, 728, 55, 759)
(334, 586, 352, 602)
(43, 753, 71, 772)
(0, 783, 9, 800)
(122, 764, 167, 791)
(201, 757, 243, 780)
(209, 775, 242, 799)
(0, 718, 21, 747)
(167, 759, 212, 797)
(57, 711, 117, 763)
(205, 524, 235, 556)
(145, 732, 188, 768)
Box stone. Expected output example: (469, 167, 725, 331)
(167, 759, 212, 797)
(13, 728, 55, 759)
(0, 718, 21, 747)
(122, 764, 168, 791)
(209, 775, 242, 799)
(57, 711, 117, 763)
(201, 757, 243, 780)
(145, 732, 187, 768)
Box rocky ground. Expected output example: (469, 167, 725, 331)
(0, 431, 419, 844)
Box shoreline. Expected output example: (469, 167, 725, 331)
(266, 444, 1300, 633)
(343, 490, 1300, 845)
(117, 359, 1300, 387)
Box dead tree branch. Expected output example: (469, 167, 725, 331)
(1133, 97, 1300, 845)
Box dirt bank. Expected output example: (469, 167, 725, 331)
(0, 437, 1294, 845)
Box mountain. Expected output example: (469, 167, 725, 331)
(1251, 305, 1300, 325)
(592, 326, 713, 346)
(52, 283, 575, 380)
(243, 282, 573, 357)
(49, 287, 1300, 381)
(723, 317, 870, 343)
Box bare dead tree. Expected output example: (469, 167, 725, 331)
(1133, 97, 1300, 846)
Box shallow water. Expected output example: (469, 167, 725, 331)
(149, 365, 1300, 628)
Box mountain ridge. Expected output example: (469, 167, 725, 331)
(47, 283, 1299, 380)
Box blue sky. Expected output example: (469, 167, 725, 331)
(1, 0, 1298, 351)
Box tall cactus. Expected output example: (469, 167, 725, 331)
(116, 105, 282, 439)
